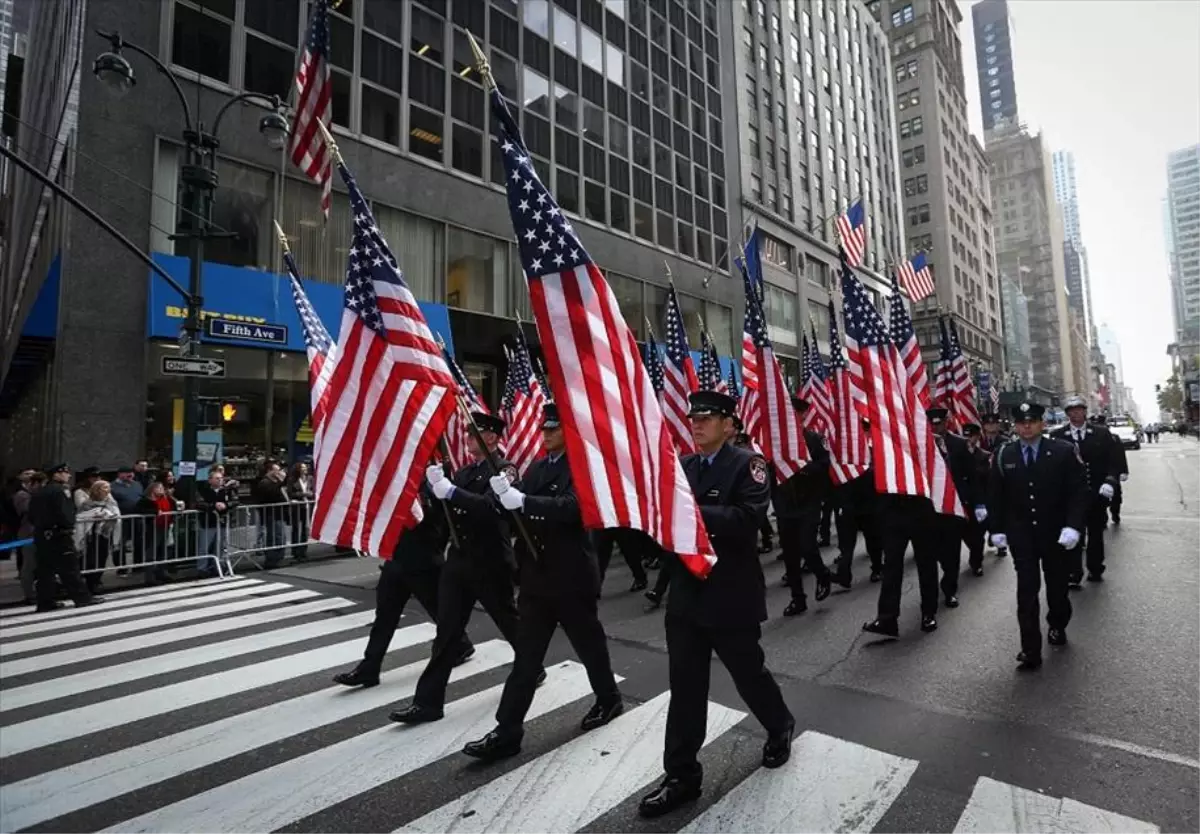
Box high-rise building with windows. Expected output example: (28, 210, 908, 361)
(971, 0, 1018, 135)
(1166, 145, 1200, 351)
(0, 0, 744, 469)
(729, 0, 902, 375)
(1052, 149, 1095, 341)
(869, 0, 1003, 381)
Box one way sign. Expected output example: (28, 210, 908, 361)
(161, 356, 227, 378)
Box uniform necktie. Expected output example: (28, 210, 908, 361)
(1074, 428, 1083, 443)
(1024, 446, 1035, 467)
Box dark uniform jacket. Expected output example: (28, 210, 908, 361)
(669, 443, 771, 628)
(937, 431, 979, 509)
(968, 445, 991, 490)
(511, 452, 600, 599)
(772, 430, 830, 518)
(442, 455, 517, 577)
(391, 482, 449, 574)
(1048, 423, 1122, 490)
(987, 436, 1088, 553)
(27, 485, 75, 536)
(980, 431, 1010, 455)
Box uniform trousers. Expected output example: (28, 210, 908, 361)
(363, 560, 472, 671)
(34, 533, 90, 609)
(777, 505, 830, 602)
(1012, 543, 1072, 657)
(932, 514, 965, 599)
(876, 498, 940, 620)
(964, 517, 987, 570)
(663, 614, 793, 785)
(1070, 498, 1109, 581)
(650, 551, 674, 597)
(833, 486, 883, 577)
(495, 591, 619, 738)
(413, 559, 520, 709)
(1109, 482, 1123, 521)
(819, 499, 834, 543)
(759, 515, 775, 549)
(595, 529, 649, 585)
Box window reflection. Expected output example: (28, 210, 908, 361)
(524, 0, 550, 38)
(580, 25, 604, 72)
(523, 68, 551, 115)
(447, 227, 508, 315)
(554, 8, 578, 55)
(373, 204, 443, 302)
(555, 85, 578, 128)
(606, 44, 625, 84)
(208, 159, 272, 270)
(410, 6, 444, 64)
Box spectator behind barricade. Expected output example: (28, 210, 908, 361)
(134, 481, 176, 586)
(1, 470, 31, 546)
(72, 467, 102, 508)
(209, 463, 240, 495)
(11, 470, 42, 603)
(133, 460, 155, 490)
(251, 462, 289, 569)
(285, 462, 313, 562)
(111, 465, 144, 573)
(161, 469, 178, 500)
(193, 468, 238, 577)
(75, 480, 121, 594)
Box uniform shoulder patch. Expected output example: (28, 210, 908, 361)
(749, 456, 768, 484)
(502, 464, 519, 483)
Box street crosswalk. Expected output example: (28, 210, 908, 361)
(0, 577, 1165, 833)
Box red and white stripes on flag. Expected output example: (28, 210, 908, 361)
(801, 332, 835, 435)
(310, 162, 459, 557)
(441, 344, 488, 471)
(947, 318, 982, 428)
(990, 384, 1001, 413)
(283, 250, 335, 456)
(290, 0, 333, 218)
(896, 251, 935, 302)
(501, 333, 548, 476)
(836, 199, 868, 267)
(933, 316, 955, 408)
(737, 300, 762, 442)
(661, 283, 699, 454)
(826, 296, 869, 485)
(489, 83, 715, 578)
(888, 272, 932, 410)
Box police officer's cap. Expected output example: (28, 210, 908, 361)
(1063, 395, 1087, 411)
(687, 390, 737, 418)
(541, 403, 561, 430)
(791, 395, 812, 412)
(472, 411, 506, 434)
(926, 406, 949, 424)
(1011, 402, 1045, 422)
(79, 466, 101, 479)
(43, 462, 69, 475)
(962, 423, 982, 436)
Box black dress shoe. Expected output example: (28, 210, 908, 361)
(1047, 628, 1068, 646)
(536, 669, 547, 687)
(862, 618, 898, 637)
(832, 567, 853, 589)
(1068, 573, 1084, 588)
(869, 569, 882, 582)
(462, 730, 522, 761)
(388, 703, 443, 724)
(944, 595, 959, 608)
(996, 548, 1009, 559)
(814, 574, 832, 602)
(580, 699, 624, 731)
(757, 543, 772, 554)
(630, 578, 648, 592)
(644, 589, 663, 608)
(920, 615, 938, 632)
(333, 665, 380, 688)
(1112, 516, 1121, 526)
(972, 566, 984, 577)
(637, 778, 702, 819)
(453, 644, 476, 667)
(783, 598, 807, 616)
(1086, 573, 1104, 582)
(762, 721, 795, 768)
(1016, 651, 1043, 670)
(74, 597, 105, 607)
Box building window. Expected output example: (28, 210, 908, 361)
(447, 227, 509, 315)
(761, 232, 794, 269)
(764, 284, 797, 345)
(172, 1, 233, 84)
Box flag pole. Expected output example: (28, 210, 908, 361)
(427, 335, 464, 550)
(272, 219, 291, 255)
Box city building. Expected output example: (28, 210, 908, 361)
(1052, 149, 1095, 341)
(999, 272, 1030, 384)
(730, 0, 902, 375)
(870, 0, 1003, 382)
(970, 0, 1017, 135)
(1164, 144, 1200, 426)
(0, 0, 744, 470)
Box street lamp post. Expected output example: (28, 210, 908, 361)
(92, 30, 288, 503)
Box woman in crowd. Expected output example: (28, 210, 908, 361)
(75, 479, 121, 594)
(133, 479, 179, 586)
(285, 461, 313, 562)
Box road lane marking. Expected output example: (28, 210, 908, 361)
(0, 578, 259, 620)
(953, 776, 1160, 833)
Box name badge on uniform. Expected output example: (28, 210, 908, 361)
(1004, 463, 1016, 470)
(706, 488, 720, 498)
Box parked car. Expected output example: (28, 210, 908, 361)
(1109, 417, 1141, 450)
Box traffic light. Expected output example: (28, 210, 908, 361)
(221, 401, 249, 424)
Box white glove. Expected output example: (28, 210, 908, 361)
(430, 477, 454, 500)
(426, 465, 446, 487)
(489, 474, 511, 496)
(498, 487, 525, 510)
(1120, 473, 1128, 482)
(991, 533, 1008, 549)
(1057, 527, 1080, 549)
(974, 506, 988, 523)
(1098, 483, 1114, 500)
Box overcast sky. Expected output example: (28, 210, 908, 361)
(957, 0, 1200, 418)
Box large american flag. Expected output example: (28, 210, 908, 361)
(888, 271, 932, 410)
(827, 296, 869, 484)
(309, 161, 458, 557)
(289, 0, 332, 218)
(836, 199, 868, 267)
(697, 328, 722, 391)
(947, 318, 981, 428)
(283, 251, 335, 453)
(501, 329, 548, 475)
(743, 229, 809, 480)
(441, 342, 488, 471)
(896, 251, 935, 302)
(735, 259, 762, 442)
(662, 283, 699, 453)
(801, 328, 835, 434)
(487, 78, 715, 577)
(643, 334, 666, 399)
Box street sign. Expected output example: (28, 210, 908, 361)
(207, 317, 289, 345)
(161, 356, 226, 378)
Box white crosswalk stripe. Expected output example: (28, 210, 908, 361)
(0, 577, 1169, 834)
(0, 577, 259, 621)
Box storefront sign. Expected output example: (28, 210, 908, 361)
(162, 356, 227, 378)
(207, 317, 289, 345)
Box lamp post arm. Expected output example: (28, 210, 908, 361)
(211, 92, 284, 138)
(95, 29, 195, 132)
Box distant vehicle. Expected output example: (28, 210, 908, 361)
(1108, 416, 1141, 450)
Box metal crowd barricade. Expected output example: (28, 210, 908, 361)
(74, 507, 231, 581)
(220, 499, 316, 573)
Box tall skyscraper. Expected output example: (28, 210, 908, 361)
(971, 0, 1018, 135)
(1052, 149, 1095, 340)
(1165, 144, 1200, 351)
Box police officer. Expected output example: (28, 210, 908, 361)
(390, 412, 535, 724)
(333, 458, 474, 689)
(928, 407, 983, 607)
(638, 391, 794, 819)
(1094, 414, 1129, 526)
(863, 486, 941, 636)
(987, 402, 1088, 669)
(979, 412, 1010, 558)
(461, 404, 624, 761)
(28, 463, 97, 612)
(961, 424, 993, 576)
(773, 396, 834, 615)
(1049, 396, 1122, 584)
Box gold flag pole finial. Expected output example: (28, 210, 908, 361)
(466, 32, 497, 93)
(272, 220, 290, 255)
(313, 118, 345, 167)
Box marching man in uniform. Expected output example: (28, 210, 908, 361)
(639, 391, 794, 819)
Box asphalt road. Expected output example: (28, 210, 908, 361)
(0, 434, 1195, 832)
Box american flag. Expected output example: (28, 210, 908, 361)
(735, 258, 762, 442)
(726, 362, 740, 401)
(643, 334, 666, 398)
(289, 0, 332, 219)
(947, 318, 981, 428)
(309, 161, 458, 557)
(933, 315, 955, 408)
(888, 272, 932, 410)
(283, 251, 335, 453)
(841, 255, 962, 516)
(697, 328, 722, 391)
(827, 296, 869, 484)
(441, 342, 488, 471)
(990, 383, 1001, 413)
(836, 199, 868, 267)
(802, 326, 835, 434)
(662, 283, 699, 453)
(487, 74, 715, 577)
(743, 229, 809, 480)
(501, 329, 548, 476)
(896, 251, 935, 302)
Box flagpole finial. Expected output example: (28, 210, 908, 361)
(313, 118, 345, 166)
(663, 259, 673, 285)
(272, 220, 290, 254)
(435, 331, 447, 350)
(466, 32, 497, 93)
